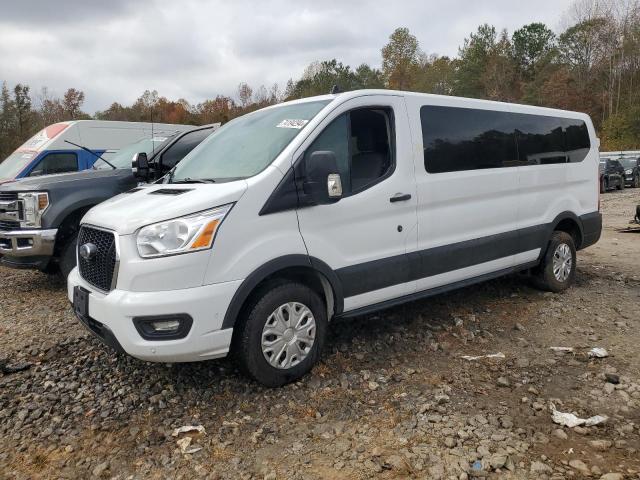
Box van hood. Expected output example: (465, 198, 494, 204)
(82, 181, 249, 235)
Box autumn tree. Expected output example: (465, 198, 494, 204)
(62, 88, 86, 119)
(381, 27, 421, 90)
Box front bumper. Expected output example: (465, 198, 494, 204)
(67, 267, 241, 362)
(0, 228, 57, 257)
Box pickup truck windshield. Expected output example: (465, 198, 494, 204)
(94, 135, 176, 169)
(170, 100, 330, 182)
(0, 151, 37, 180)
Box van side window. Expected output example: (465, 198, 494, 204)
(421, 107, 517, 173)
(420, 106, 591, 173)
(160, 128, 212, 171)
(28, 152, 78, 176)
(305, 107, 394, 195)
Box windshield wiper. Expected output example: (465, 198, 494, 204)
(171, 177, 216, 184)
(64, 140, 117, 170)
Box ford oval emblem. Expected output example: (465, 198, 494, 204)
(79, 243, 97, 261)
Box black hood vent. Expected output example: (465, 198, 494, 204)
(149, 188, 193, 196)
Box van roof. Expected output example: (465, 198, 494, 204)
(279, 89, 591, 121)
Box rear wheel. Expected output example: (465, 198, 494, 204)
(531, 231, 576, 293)
(233, 281, 327, 387)
(59, 233, 78, 280)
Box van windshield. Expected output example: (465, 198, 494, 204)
(169, 100, 330, 183)
(0, 151, 37, 180)
(94, 135, 176, 169)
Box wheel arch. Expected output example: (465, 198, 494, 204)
(53, 204, 96, 257)
(549, 212, 584, 250)
(221, 255, 344, 330)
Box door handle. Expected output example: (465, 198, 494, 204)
(390, 193, 411, 203)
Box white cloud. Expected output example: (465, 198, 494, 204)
(0, 0, 574, 113)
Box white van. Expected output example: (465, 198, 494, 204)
(68, 90, 602, 386)
(0, 120, 192, 183)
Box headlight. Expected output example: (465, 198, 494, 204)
(626, 169, 632, 174)
(136, 204, 232, 258)
(17, 192, 49, 228)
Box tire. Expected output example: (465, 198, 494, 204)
(58, 233, 78, 280)
(233, 281, 327, 387)
(531, 231, 577, 293)
(600, 178, 606, 193)
(618, 177, 624, 190)
(633, 174, 639, 188)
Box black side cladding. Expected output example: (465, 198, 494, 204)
(580, 212, 602, 249)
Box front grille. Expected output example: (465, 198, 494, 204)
(78, 226, 117, 291)
(0, 220, 20, 231)
(0, 192, 18, 202)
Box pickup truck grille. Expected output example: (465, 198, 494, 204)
(78, 226, 117, 291)
(0, 192, 18, 202)
(0, 220, 20, 231)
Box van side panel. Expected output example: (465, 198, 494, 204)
(407, 96, 521, 295)
(517, 114, 598, 245)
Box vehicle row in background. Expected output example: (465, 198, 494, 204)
(0, 121, 193, 183)
(0, 124, 218, 277)
(600, 150, 640, 190)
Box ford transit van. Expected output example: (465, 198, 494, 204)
(68, 90, 602, 386)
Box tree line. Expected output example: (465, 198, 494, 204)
(1, 0, 638, 161)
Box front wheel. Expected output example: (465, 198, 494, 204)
(531, 231, 577, 293)
(633, 174, 639, 188)
(59, 233, 78, 280)
(617, 177, 624, 190)
(233, 282, 327, 387)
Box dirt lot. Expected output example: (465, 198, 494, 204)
(1, 189, 639, 480)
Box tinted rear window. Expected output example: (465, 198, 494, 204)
(421, 105, 591, 173)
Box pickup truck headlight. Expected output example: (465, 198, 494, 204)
(17, 192, 49, 228)
(136, 204, 232, 258)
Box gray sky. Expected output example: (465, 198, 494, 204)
(0, 0, 574, 113)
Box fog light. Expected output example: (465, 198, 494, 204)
(151, 320, 181, 332)
(133, 314, 193, 340)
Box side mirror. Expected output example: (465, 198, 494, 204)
(303, 151, 343, 205)
(132, 152, 149, 181)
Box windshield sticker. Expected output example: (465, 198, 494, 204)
(276, 119, 309, 129)
(151, 137, 168, 142)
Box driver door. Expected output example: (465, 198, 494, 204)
(295, 95, 418, 312)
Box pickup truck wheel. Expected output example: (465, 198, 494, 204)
(233, 281, 326, 387)
(531, 231, 576, 293)
(617, 177, 624, 190)
(59, 233, 78, 280)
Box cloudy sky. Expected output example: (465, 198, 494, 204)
(0, 0, 575, 113)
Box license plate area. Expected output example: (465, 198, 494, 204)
(73, 286, 90, 320)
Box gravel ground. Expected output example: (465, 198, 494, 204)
(1, 189, 639, 480)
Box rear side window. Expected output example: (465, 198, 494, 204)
(421, 106, 591, 173)
(160, 128, 212, 170)
(28, 152, 78, 176)
(420, 107, 517, 173)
